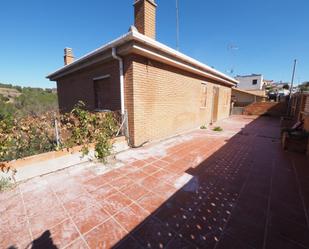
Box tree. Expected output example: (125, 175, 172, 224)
(299, 82, 309, 92)
(283, 84, 290, 90)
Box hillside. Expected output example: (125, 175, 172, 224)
(0, 83, 58, 119)
(0, 87, 22, 102)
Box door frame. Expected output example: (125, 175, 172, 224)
(211, 86, 220, 124)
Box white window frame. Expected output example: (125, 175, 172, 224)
(93, 74, 110, 81)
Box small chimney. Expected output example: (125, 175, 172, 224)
(134, 0, 157, 39)
(64, 48, 74, 65)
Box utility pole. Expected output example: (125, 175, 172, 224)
(289, 59, 297, 95)
(287, 59, 297, 116)
(176, 0, 180, 51)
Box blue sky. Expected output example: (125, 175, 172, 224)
(0, 0, 308, 88)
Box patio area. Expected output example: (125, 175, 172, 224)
(1, 115, 309, 249)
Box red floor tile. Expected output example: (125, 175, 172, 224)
(63, 194, 99, 216)
(129, 160, 148, 169)
(72, 205, 110, 234)
(89, 184, 116, 204)
(120, 183, 149, 201)
(141, 164, 160, 175)
(127, 170, 149, 182)
(65, 238, 89, 249)
(28, 204, 68, 237)
(151, 159, 170, 169)
(153, 182, 178, 199)
(0, 186, 20, 202)
(1, 195, 27, 224)
(152, 169, 179, 183)
(54, 184, 89, 203)
(132, 218, 175, 249)
(31, 219, 80, 249)
(143, 157, 159, 164)
(109, 176, 135, 191)
(0, 220, 32, 249)
(139, 176, 161, 191)
(101, 192, 133, 215)
(84, 218, 126, 249)
(136, 192, 165, 214)
(24, 191, 60, 217)
(114, 203, 149, 232)
(2, 116, 308, 249)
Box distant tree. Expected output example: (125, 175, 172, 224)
(283, 84, 290, 90)
(299, 81, 309, 92)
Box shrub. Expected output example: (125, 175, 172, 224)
(0, 177, 13, 192)
(0, 101, 120, 163)
(95, 132, 112, 162)
(200, 125, 207, 130)
(213, 126, 223, 132)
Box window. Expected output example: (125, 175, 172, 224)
(93, 76, 111, 110)
(252, 79, 258, 85)
(201, 83, 207, 108)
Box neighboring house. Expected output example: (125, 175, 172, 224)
(235, 74, 267, 91)
(47, 0, 237, 147)
(232, 88, 267, 107)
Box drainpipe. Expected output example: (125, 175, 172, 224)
(112, 47, 125, 116)
(112, 47, 130, 144)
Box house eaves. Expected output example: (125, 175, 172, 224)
(47, 29, 238, 86)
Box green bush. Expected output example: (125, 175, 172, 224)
(0, 177, 13, 192)
(213, 126, 223, 132)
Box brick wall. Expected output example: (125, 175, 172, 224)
(123, 55, 135, 144)
(134, 0, 156, 39)
(232, 89, 265, 107)
(128, 54, 231, 146)
(243, 102, 287, 116)
(56, 53, 233, 147)
(56, 60, 120, 113)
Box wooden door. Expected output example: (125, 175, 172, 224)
(94, 78, 111, 110)
(212, 86, 219, 123)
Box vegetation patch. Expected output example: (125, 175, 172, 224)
(0, 177, 14, 192)
(213, 126, 223, 132)
(200, 125, 207, 130)
(0, 101, 120, 163)
(0, 83, 58, 119)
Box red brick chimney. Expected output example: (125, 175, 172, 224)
(134, 0, 157, 39)
(64, 48, 74, 65)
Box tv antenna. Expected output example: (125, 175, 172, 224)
(227, 44, 239, 75)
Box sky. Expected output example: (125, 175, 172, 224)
(0, 0, 308, 88)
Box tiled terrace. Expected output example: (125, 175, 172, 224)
(1, 115, 309, 249)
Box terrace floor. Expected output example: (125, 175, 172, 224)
(1, 115, 309, 249)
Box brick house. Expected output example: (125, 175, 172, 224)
(47, 0, 238, 147)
